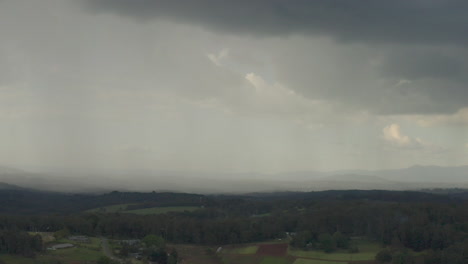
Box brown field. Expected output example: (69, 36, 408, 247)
(173, 244, 223, 264)
(256, 243, 289, 257)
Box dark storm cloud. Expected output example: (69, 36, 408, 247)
(82, 1, 468, 115)
(85, 0, 468, 46)
(72, 0, 468, 115)
(382, 52, 463, 80)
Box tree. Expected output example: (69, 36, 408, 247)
(149, 248, 168, 264)
(318, 233, 335, 253)
(143, 234, 166, 249)
(391, 249, 414, 264)
(53, 228, 70, 240)
(290, 231, 313, 249)
(333, 231, 350, 249)
(168, 249, 178, 264)
(376, 249, 392, 263)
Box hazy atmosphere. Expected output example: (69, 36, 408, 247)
(1, 0, 468, 191)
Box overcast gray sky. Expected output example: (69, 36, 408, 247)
(0, 0, 467, 175)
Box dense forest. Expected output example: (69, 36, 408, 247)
(0, 188, 467, 263)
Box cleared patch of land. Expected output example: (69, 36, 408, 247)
(174, 244, 223, 264)
(123, 206, 199, 215)
(55, 236, 102, 251)
(257, 243, 289, 256)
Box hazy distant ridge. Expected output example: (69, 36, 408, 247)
(0, 165, 467, 193)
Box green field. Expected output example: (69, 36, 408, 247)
(293, 259, 346, 264)
(86, 204, 199, 215)
(0, 236, 105, 264)
(221, 254, 263, 264)
(260, 256, 293, 264)
(86, 203, 137, 213)
(0, 246, 104, 264)
(0, 255, 39, 264)
(288, 239, 381, 261)
(225, 245, 259, 254)
(48, 246, 104, 261)
(123, 206, 199, 215)
(0, 254, 63, 264)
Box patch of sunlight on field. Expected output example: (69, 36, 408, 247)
(123, 206, 199, 215)
(293, 259, 347, 264)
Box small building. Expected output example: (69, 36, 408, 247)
(121, 239, 140, 246)
(47, 243, 74, 250)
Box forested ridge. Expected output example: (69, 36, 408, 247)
(0, 189, 467, 263)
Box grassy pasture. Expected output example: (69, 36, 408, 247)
(0, 255, 38, 264)
(85, 203, 137, 213)
(224, 245, 258, 254)
(221, 254, 263, 264)
(0, 254, 61, 264)
(48, 246, 103, 262)
(260, 256, 293, 264)
(85, 203, 199, 215)
(0, 245, 105, 264)
(293, 259, 347, 264)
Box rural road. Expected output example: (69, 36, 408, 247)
(101, 237, 122, 263)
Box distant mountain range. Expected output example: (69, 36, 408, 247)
(0, 165, 467, 193)
(0, 182, 27, 190)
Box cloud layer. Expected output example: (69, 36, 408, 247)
(83, 0, 468, 115)
(85, 0, 468, 46)
(0, 0, 466, 173)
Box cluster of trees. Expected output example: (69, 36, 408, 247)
(291, 231, 353, 253)
(0, 230, 42, 257)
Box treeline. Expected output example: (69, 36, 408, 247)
(0, 190, 205, 214)
(2, 199, 467, 248)
(0, 230, 42, 257)
(0, 188, 463, 214)
(0, 190, 467, 263)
